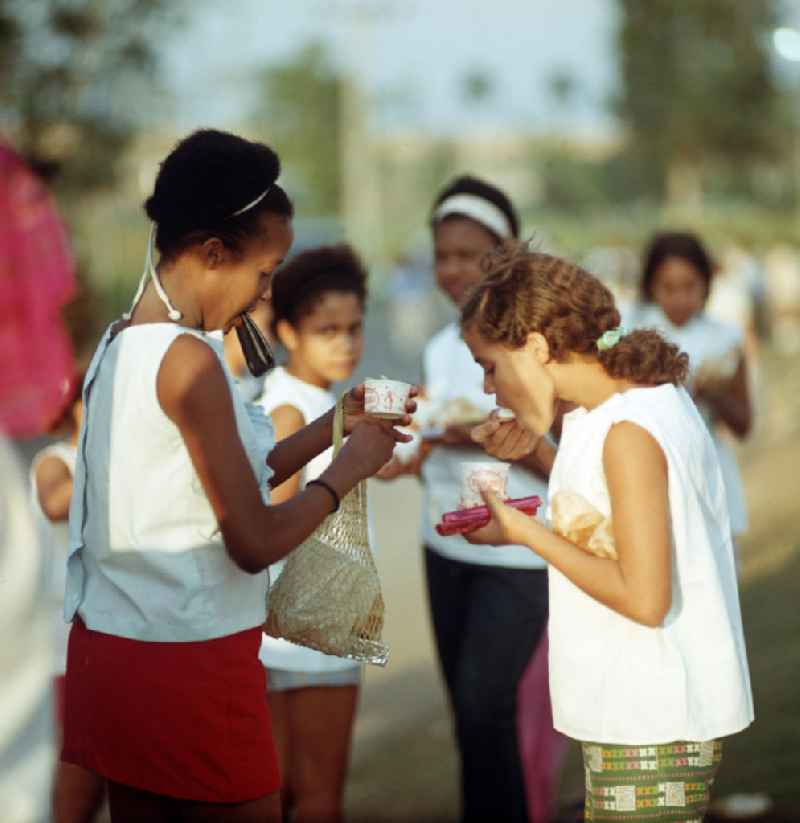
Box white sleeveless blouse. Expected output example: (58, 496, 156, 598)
(547, 384, 753, 744)
(65, 323, 270, 642)
(623, 304, 749, 535)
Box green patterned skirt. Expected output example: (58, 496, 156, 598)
(581, 740, 723, 822)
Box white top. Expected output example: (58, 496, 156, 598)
(208, 329, 277, 503)
(235, 372, 266, 404)
(65, 323, 270, 643)
(624, 304, 748, 535)
(256, 367, 358, 673)
(30, 442, 76, 674)
(421, 323, 547, 568)
(547, 384, 753, 744)
(0, 438, 55, 823)
(707, 269, 754, 334)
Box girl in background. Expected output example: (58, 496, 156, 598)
(381, 176, 563, 823)
(257, 245, 368, 823)
(627, 232, 752, 545)
(30, 372, 105, 823)
(462, 245, 753, 822)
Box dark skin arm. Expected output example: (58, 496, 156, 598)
(694, 355, 752, 439)
(375, 441, 428, 480)
(158, 335, 408, 573)
(267, 404, 305, 504)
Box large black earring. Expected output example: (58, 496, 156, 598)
(236, 312, 275, 377)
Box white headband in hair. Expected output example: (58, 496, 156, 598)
(232, 186, 272, 216)
(433, 193, 513, 240)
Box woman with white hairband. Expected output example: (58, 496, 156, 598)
(381, 175, 564, 822)
(59, 130, 415, 822)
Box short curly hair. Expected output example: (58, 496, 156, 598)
(461, 242, 688, 386)
(270, 244, 368, 335)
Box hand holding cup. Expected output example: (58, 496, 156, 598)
(363, 377, 414, 419)
(342, 380, 418, 435)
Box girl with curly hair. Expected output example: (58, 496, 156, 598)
(461, 245, 753, 823)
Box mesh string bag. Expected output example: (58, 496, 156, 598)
(264, 395, 389, 666)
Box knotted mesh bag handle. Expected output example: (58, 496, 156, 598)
(332, 390, 346, 453)
(263, 391, 389, 665)
(330, 392, 368, 512)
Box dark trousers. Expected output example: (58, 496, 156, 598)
(425, 548, 549, 823)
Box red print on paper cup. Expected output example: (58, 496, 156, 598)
(364, 378, 412, 420)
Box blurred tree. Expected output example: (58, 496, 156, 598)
(374, 135, 459, 258)
(0, 0, 179, 196)
(255, 42, 344, 216)
(547, 68, 576, 110)
(614, 0, 792, 205)
(461, 68, 494, 106)
(537, 145, 609, 213)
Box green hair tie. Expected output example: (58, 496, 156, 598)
(597, 327, 627, 351)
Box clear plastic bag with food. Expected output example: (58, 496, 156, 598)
(550, 490, 617, 560)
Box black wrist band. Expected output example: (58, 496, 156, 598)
(306, 479, 340, 513)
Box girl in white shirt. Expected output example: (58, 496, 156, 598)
(256, 244, 368, 823)
(461, 244, 753, 823)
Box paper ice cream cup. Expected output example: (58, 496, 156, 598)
(364, 378, 412, 420)
(459, 461, 510, 509)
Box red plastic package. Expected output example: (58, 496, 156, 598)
(435, 495, 542, 536)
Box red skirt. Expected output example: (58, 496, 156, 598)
(53, 675, 66, 731)
(62, 619, 280, 803)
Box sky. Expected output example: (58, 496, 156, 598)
(162, 0, 620, 137)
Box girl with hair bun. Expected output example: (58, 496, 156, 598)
(461, 245, 753, 823)
(60, 130, 414, 822)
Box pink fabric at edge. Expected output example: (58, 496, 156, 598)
(0, 143, 76, 437)
(518, 629, 568, 823)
